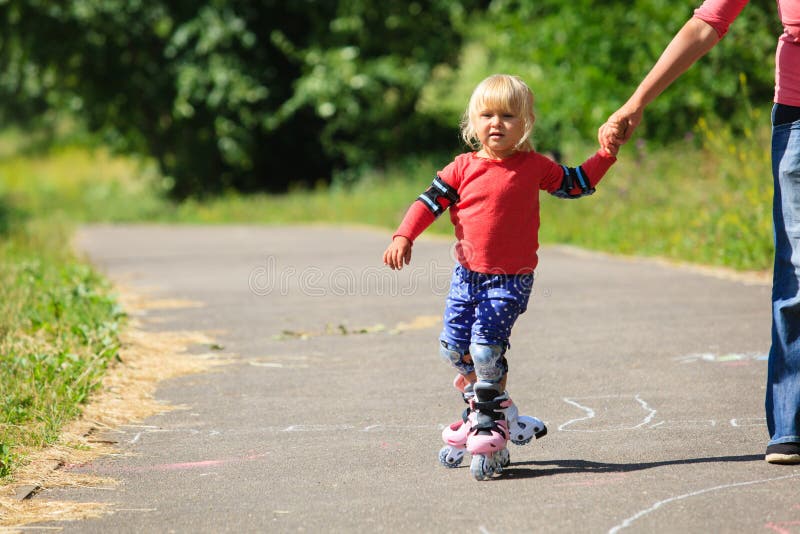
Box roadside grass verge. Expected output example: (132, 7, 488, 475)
(0, 216, 124, 478)
(0, 135, 127, 479)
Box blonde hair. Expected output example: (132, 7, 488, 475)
(460, 74, 536, 152)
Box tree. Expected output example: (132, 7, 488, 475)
(0, 0, 479, 197)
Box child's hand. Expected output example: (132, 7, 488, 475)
(383, 236, 412, 270)
(603, 135, 620, 157)
(599, 120, 624, 156)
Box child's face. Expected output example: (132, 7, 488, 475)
(474, 107, 525, 159)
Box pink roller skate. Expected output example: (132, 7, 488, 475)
(438, 376, 548, 472)
(466, 382, 512, 480)
(438, 376, 474, 468)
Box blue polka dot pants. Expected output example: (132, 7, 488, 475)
(439, 264, 534, 353)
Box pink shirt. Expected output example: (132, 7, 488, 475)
(394, 150, 616, 275)
(694, 0, 800, 106)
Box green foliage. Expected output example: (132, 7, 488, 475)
(420, 0, 777, 151)
(268, 1, 475, 175)
(0, 442, 11, 478)
(0, 0, 476, 197)
(0, 0, 782, 196)
(535, 106, 772, 271)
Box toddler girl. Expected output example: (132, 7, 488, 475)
(384, 74, 618, 480)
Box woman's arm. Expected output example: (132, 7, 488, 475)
(600, 17, 721, 149)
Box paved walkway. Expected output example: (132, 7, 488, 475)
(30, 224, 800, 533)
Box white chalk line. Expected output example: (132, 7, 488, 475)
(121, 416, 761, 440)
(674, 352, 768, 364)
(559, 395, 657, 433)
(117, 393, 761, 439)
(559, 398, 595, 431)
(607, 471, 800, 534)
(730, 418, 763, 428)
(633, 394, 658, 429)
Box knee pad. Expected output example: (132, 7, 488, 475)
(469, 343, 508, 384)
(439, 341, 474, 375)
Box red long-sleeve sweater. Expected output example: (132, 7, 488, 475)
(394, 149, 616, 274)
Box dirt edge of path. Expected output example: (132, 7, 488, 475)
(0, 287, 232, 530)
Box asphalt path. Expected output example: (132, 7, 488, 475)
(30, 224, 800, 533)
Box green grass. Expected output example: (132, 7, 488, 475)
(538, 112, 773, 271)
(0, 130, 129, 479)
(0, 217, 123, 478)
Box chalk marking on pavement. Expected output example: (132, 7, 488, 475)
(673, 352, 768, 365)
(146, 452, 270, 472)
(79, 452, 271, 474)
(558, 398, 595, 432)
(282, 424, 356, 432)
(764, 520, 800, 534)
(116, 417, 762, 440)
(607, 472, 800, 534)
(248, 361, 310, 369)
(730, 418, 763, 427)
(632, 395, 657, 428)
(648, 419, 717, 429)
(559, 394, 656, 432)
(281, 423, 432, 433)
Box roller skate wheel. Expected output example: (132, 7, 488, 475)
(498, 448, 510, 467)
(438, 445, 464, 468)
(470, 454, 492, 481)
(492, 448, 511, 474)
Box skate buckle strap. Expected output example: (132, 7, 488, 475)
(470, 398, 505, 412)
(461, 407, 471, 423)
(472, 418, 510, 438)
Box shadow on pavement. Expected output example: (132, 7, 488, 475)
(503, 454, 764, 480)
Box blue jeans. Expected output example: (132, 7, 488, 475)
(767, 103, 800, 446)
(439, 264, 534, 352)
